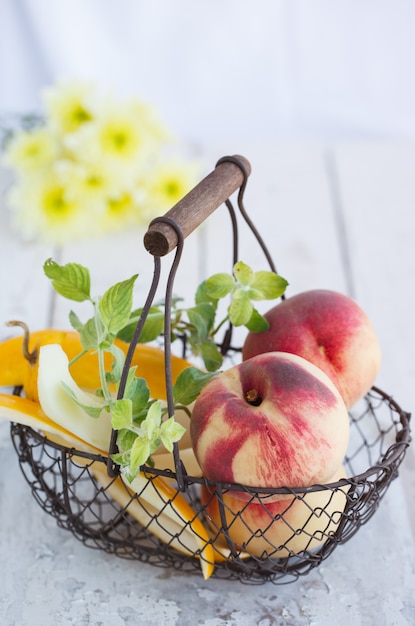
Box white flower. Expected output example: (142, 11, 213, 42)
(101, 189, 146, 232)
(54, 158, 119, 203)
(7, 170, 100, 244)
(3, 128, 59, 174)
(3, 80, 200, 245)
(142, 160, 200, 212)
(42, 79, 98, 134)
(64, 100, 166, 175)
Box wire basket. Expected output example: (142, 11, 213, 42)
(10, 155, 412, 584)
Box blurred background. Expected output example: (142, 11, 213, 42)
(1, 0, 414, 142)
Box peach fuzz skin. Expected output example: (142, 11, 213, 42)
(190, 352, 350, 497)
(242, 289, 381, 409)
(201, 464, 349, 558)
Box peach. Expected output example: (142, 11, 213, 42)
(242, 289, 381, 408)
(201, 465, 349, 558)
(190, 351, 350, 496)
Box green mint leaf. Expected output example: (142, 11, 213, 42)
(154, 295, 183, 309)
(125, 401, 165, 475)
(245, 307, 270, 332)
(187, 303, 216, 342)
(111, 398, 133, 430)
(122, 366, 138, 399)
(234, 261, 255, 286)
(116, 428, 137, 453)
(130, 437, 151, 474)
(138, 311, 165, 343)
(111, 449, 130, 466)
(99, 274, 138, 335)
(43, 259, 91, 302)
(116, 306, 164, 344)
(142, 400, 162, 439)
(61, 382, 105, 418)
(106, 343, 126, 384)
(125, 373, 150, 418)
(115, 325, 134, 344)
(200, 340, 223, 372)
(68, 310, 83, 332)
(250, 271, 288, 300)
(173, 366, 218, 404)
(228, 290, 253, 326)
(205, 273, 235, 299)
(245, 287, 265, 300)
(160, 416, 186, 453)
(195, 280, 219, 307)
(79, 317, 99, 351)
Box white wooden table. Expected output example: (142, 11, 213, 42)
(0, 140, 414, 626)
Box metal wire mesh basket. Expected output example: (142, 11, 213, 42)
(10, 155, 412, 584)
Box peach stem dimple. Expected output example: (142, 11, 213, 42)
(245, 389, 262, 406)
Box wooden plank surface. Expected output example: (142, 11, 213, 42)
(332, 141, 415, 539)
(0, 141, 414, 625)
(197, 141, 348, 295)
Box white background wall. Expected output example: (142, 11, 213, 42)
(1, 0, 414, 142)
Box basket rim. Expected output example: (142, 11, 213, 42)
(11, 384, 411, 496)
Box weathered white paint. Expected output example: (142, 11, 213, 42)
(0, 141, 414, 625)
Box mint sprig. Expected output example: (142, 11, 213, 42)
(43, 258, 186, 479)
(44, 258, 91, 302)
(164, 260, 288, 370)
(207, 260, 288, 328)
(119, 261, 288, 373)
(111, 400, 186, 480)
(43, 257, 288, 480)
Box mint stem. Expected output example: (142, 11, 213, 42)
(211, 315, 230, 337)
(93, 299, 113, 405)
(68, 349, 89, 367)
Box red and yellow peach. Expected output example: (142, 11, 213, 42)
(242, 289, 381, 408)
(201, 464, 349, 558)
(190, 351, 350, 496)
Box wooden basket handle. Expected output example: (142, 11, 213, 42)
(143, 155, 251, 256)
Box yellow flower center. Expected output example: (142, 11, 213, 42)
(163, 179, 181, 199)
(25, 141, 42, 158)
(85, 174, 103, 189)
(100, 122, 139, 158)
(108, 193, 133, 215)
(70, 105, 92, 130)
(42, 186, 75, 222)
